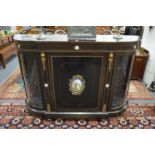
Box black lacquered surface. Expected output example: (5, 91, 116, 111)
(52, 57, 104, 111)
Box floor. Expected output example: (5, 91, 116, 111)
(1, 102, 155, 129)
(0, 56, 19, 85)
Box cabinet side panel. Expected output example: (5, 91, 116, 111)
(19, 52, 45, 110)
(109, 53, 132, 110)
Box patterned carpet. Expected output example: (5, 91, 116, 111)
(128, 80, 155, 100)
(0, 67, 154, 100)
(0, 102, 155, 129)
(0, 68, 26, 100)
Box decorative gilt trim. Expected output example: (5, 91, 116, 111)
(47, 103, 51, 112)
(17, 44, 20, 48)
(102, 104, 107, 112)
(108, 52, 114, 72)
(40, 52, 46, 71)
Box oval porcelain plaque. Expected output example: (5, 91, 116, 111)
(69, 75, 85, 96)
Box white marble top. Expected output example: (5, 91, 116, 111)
(14, 34, 139, 43)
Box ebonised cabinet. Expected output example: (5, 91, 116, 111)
(14, 34, 139, 118)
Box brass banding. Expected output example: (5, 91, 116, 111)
(108, 52, 114, 72)
(40, 52, 46, 71)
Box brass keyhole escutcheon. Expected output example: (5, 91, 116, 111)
(69, 75, 85, 96)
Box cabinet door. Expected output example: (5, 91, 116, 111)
(19, 52, 45, 110)
(48, 55, 107, 112)
(109, 53, 133, 110)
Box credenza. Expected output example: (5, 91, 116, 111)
(14, 34, 139, 118)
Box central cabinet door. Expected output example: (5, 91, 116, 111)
(48, 54, 107, 112)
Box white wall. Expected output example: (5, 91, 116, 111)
(141, 26, 155, 85)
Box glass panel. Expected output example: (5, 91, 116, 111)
(21, 53, 44, 109)
(111, 54, 132, 109)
